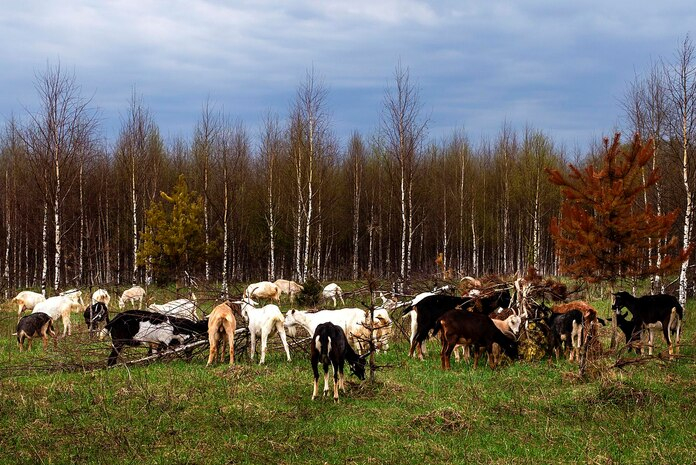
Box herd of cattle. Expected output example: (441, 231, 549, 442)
(8, 278, 686, 400)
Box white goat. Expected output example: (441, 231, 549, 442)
(118, 286, 146, 309)
(244, 281, 282, 303)
(12, 291, 46, 320)
(31, 296, 82, 337)
(60, 289, 85, 307)
(149, 298, 200, 321)
(91, 289, 111, 306)
(274, 279, 303, 303)
(284, 308, 367, 350)
(322, 283, 345, 307)
(352, 307, 393, 353)
(239, 300, 291, 364)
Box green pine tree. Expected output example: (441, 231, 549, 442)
(137, 175, 207, 284)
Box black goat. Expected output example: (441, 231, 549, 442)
(434, 310, 517, 370)
(548, 310, 583, 362)
(16, 313, 57, 351)
(104, 310, 209, 366)
(612, 291, 683, 355)
(404, 289, 511, 360)
(608, 310, 640, 353)
(311, 322, 368, 401)
(83, 302, 110, 338)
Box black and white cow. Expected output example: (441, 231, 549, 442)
(104, 310, 209, 366)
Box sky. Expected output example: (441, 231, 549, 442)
(1, 0, 695, 152)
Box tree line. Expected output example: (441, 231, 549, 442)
(1, 37, 696, 299)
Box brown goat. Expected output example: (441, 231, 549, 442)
(207, 301, 239, 366)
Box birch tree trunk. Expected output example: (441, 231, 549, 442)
(352, 150, 361, 280)
(79, 163, 84, 284)
(131, 152, 138, 285)
(302, 117, 314, 281)
(53, 143, 61, 292)
(3, 169, 10, 298)
(41, 200, 48, 296)
(222, 161, 229, 297)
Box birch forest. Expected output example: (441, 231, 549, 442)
(2, 38, 696, 296)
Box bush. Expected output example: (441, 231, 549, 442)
(297, 276, 322, 307)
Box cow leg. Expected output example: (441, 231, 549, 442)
(224, 321, 235, 365)
(648, 327, 655, 356)
(311, 353, 320, 400)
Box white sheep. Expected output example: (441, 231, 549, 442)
(238, 299, 291, 364)
(322, 283, 344, 307)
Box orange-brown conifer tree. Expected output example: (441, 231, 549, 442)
(546, 133, 689, 348)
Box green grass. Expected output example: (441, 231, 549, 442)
(1, 289, 695, 464)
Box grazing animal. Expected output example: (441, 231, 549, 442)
(31, 296, 82, 337)
(244, 281, 282, 303)
(83, 302, 110, 338)
(608, 310, 641, 352)
(454, 314, 521, 363)
(118, 286, 146, 309)
(104, 310, 209, 366)
(548, 310, 584, 361)
(12, 291, 46, 320)
(91, 289, 111, 306)
(60, 289, 85, 307)
(207, 301, 239, 366)
(149, 298, 199, 321)
(284, 308, 367, 350)
(322, 283, 345, 307)
(239, 300, 291, 364)
(350, 307, 393, 353)
(403, 294, 473, 360)
(16, 313, 57, 351)
(274, 279, 304, 303)
(435, 310, 518, 370)
(612, 291, 683, 355)
(311, 322, 369, 401)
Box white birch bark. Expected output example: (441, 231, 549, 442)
(41, 201, 48, 296)
(131, 151, 138, 285)
(53, 142, 61, 292)
(352, 153, 360, 280)
(3, 169, 10, 298)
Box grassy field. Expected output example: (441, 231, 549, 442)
(1, 287, 695, 464)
